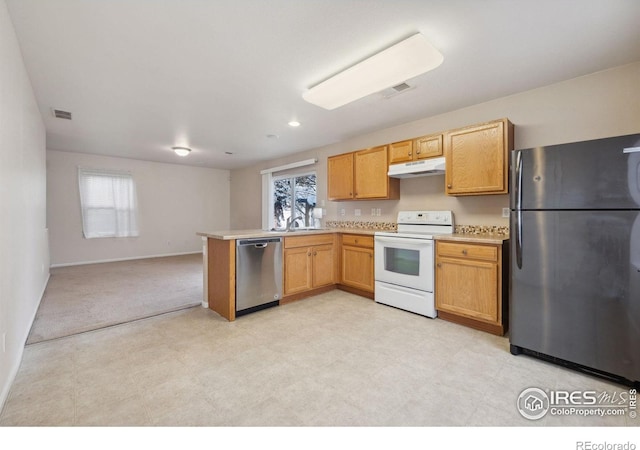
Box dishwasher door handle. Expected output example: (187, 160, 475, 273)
(254, 243, 268, 249)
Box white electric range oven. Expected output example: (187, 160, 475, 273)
(374, 210, 454, 318)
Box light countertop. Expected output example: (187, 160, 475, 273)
(197, 228, 378, 240)
(434, 233, 509, 244)
(197, 229, 508, 243)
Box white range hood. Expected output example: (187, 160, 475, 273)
(388, 156, 446, 178)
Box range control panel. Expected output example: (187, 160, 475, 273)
(397, 210, 454, 226)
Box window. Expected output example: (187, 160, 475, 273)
(272, 173, 316, 229)
(78, 168, 139, 238)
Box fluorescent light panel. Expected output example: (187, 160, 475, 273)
(303, 33, 443, 110)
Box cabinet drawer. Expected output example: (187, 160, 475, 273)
(341, 234, 373, 248)
(437, 241, 498, 262)
(285, 233, 334, 249)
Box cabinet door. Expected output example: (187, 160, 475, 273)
(327, 153, 354, 200)
(388, 140, 414, 164)
(354, 146, 393, 199)
(312, 244, 335, 288)
(415, 134, 443, 160)
(341, 245, 374, 292)
(284, 247, 312, 295)
(436, 257, 498, 323)
(444, 119, 510, 195)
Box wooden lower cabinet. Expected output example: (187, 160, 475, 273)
(283, 234, 336, 300)
(435, 240, 507, 335)
(311, 244, 335, 288)
(283, 246, 313, 295)
(339, 234, 374, 295)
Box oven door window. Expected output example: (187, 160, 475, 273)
(384, 247, 420, 276)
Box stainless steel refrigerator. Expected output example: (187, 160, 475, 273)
(510, 133, 640, 386)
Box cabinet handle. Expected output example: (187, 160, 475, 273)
(307, 252, 311, 256)
(416, 149, 421, 154)
(355, 239, 358, 244)
(408, 151, 412, 156)
(437, 263, 442, 268)
(447, 184, 452, 189)
(313, 251, 317, 256)
(462, 249, 468, 255)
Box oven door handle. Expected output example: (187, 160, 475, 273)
(374, 236, 433, 247)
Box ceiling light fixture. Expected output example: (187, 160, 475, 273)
(288, 121, 301, 127)
(172, 146, 191, 157)
(302, 33, 443, 110)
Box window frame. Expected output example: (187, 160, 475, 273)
(77, 167, 140, 239)
(270, 170, 317, 230)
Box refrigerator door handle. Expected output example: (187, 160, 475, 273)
(515, 150, 523, 269)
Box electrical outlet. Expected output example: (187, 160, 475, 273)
(355, 209, 361, 217)
(376, 208, 382, 216)
(371, 208, 376, 216)
(340, 208, 345, 216)
(502, 207, 510, 218)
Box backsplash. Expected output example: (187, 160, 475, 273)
(325, 221, 509, 236)
(455, 225, 510, 236)
(325, 220, 397, 231)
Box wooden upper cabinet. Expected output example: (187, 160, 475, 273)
(444, 119, 514, 196)
(354, 145, 399, 200)
(327, 153, 354, 200)
(388, 140, 414, 164)
(415, 133, 443, 160)
(328, 146, 399, 201)
(389, 134, 443, 164)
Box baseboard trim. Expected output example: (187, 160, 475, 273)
(26, 273, 51, 345)
(50, 251, 203, 268)
(0, 272, 50, 415)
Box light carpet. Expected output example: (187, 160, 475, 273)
(26, 254, 203, 344)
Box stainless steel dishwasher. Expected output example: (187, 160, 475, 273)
(235, 237, 283, 316)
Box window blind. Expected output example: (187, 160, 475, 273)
(78, 167, 139, 238)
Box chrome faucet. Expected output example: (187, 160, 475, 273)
(286, 216, 303, 231)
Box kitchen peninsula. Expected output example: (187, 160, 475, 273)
(197, 228, 378, 321)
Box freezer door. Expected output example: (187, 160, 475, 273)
(510, 210, 640, 382)
(511, 133, 640, 210)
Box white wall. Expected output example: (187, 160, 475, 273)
(47, 150, 230, 266)
(230, 62, 640, 229)
(0, 0, 49, 411)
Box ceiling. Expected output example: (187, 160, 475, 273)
(6, 0, 640, 170)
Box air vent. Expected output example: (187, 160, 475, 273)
(379, 82, 414, 99)
(392, 82, 411, 92)
(52, 108, 72, 120)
